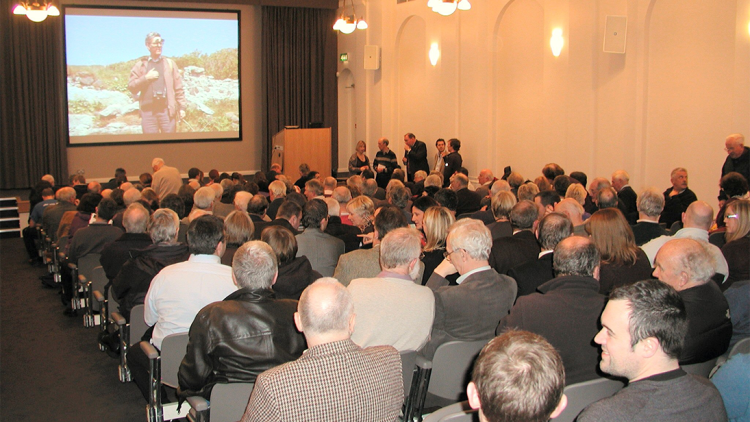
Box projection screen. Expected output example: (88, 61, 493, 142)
(63, 6, 241, 146)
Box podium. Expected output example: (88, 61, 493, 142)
(272, 128, 331, 180)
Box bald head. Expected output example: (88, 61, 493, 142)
(683, 201, 713, 230)
(654, 238, 715, 289)
(297, 278, 354, 343)
(554, 198, 584, 225)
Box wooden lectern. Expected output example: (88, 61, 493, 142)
(272, 128, 331, 180)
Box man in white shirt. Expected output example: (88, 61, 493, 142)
(127, 215, 237, 400)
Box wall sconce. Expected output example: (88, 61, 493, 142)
(429, 43, 440, 66)
(747, 21, 750, 37)
(550, 28, 564, 57)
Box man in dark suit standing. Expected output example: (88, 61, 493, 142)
(424, 219, 517, 359)
(402, 133, 429, 182)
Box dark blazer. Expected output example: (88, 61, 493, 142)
(489, 230, 541, 275)
(679, 282, 733, 365)
(458, 209, 495, 225)
(324, 216, 361, 252)
(631, 221, 668, 246)
(507, 252, 555, 299)
(99, 232, 153, 280)
(423, 269, 517, 359)
(442, 152, 462, 187)
(659, 187, 697, 229)
(404, 140, 429, 181)
(266, 197, 285, 220)
(254, 218, 298, 237)
(455, 188, 483, 217)
(496, 275, 606, 385)
(598, 248, 654, 295)
(617, 186, 638, 225)
(486, 220, 513, 241)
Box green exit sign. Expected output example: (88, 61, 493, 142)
(340, 53, 349, 62)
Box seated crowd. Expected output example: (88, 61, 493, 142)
(23, 132, 750, 421)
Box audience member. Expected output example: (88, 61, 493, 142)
(434, 188, 458, 216)
(508, 212, 572, 298)
(498, 236, 606, 385)
(721, 199, 750, 289)
(653, 238, 733, 364)
(266, 180, 287, 220)
(467, 330, 567, 422)
(721, 133, 750, 199)
(150, 158, 182, 198)
(221, 210, 254, 266)
(420, 206, 457, 285)
(296, 199, 345, 277)
(100, 203, 152, 281)
(554, 198, 586, 236)
(240, 278, 403, 422)
(451, 173, 483, 216)
(322, 197, 361, 253)
(373, 137, 398, 189)
(442, 138, 463, 187)
(128, 215, 237, 400)
(489, 200, 541, 275)
(42, 187, 78, 241)
(577, 280, 727, 422)
(486, 191, 516, 240)
(611, 170, 638, 224)
(585, 208, 652, 295)
(423, 219, 517, 358)
(177, 241, 306, 401)
(262, 226, 321, 300)
(254, 201, 302, 236)
(631, 187, 668, 245)
(534, 190, 561, 217)
(402, 132, 429, 182)
(348, 227, 434, 351)
(660, 168, 697, 229)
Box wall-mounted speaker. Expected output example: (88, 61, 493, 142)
(603, 16, 627, 54)
(364, 45, 381, 70)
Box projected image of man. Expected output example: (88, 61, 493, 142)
(128, 32, 186, 134)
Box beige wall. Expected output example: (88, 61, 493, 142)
(337, 0, 750, 210)
(64, 1, 263, 180)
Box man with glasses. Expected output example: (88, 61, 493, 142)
(721, 134, 750, 199)
(128, 32, 186, 134)
(422, 219, 517, 359)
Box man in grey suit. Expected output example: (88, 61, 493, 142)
(332, 205, 413, 286)
(296, 199, 345, 277)
(423, 219, 517, 359)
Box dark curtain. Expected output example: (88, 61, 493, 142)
(0, 4, 68, 189)
(262, 6, 338, 173)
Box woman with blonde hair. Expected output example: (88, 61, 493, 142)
(221, 210, 254, 265)
(346, 195, 375, 235)
(721, 199, 750, 288)
(420, 206, 456, 285)
(585, 208, 653, 295)
(348, 140, 371, 175)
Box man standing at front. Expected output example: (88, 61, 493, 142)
(150, 157, 183, 198)
(721, 134, 750, 195)
(128, 32, 186, 134)
(577, 279, 727, 422)
(402, 133, 429, 182)
(240, 278, 404, 422)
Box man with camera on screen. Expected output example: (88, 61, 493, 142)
(128, 31, 186, 134)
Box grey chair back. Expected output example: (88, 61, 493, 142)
(129, 304, 149, 346)
(554, 377, 625, 422)
(682, 357, 719, 378)
(422, 401, 478, 422)
(77, 253, 101, 279)
(401, 350, 417, 398)
(429, 340, 487, 401)
(728, 337, 750, 358)
(160, 333, 190, 388)
(208, 382, 255, 422)
(89, 266, 108, 312)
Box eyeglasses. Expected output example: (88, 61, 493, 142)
(150, 40, 165, 46)
(443, 248, 463, 261)
(724, 214, 738, 220)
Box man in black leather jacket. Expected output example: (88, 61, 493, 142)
(177, 241, 307, 401)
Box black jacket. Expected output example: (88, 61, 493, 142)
(111, 243, 189, 320)
(273, 256, 322, 300)
(177, 288, 306, 400)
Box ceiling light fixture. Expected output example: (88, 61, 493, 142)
(334, 0, 367, 34)
(427, 0, 471, 17)
(13, 1, 59, 23)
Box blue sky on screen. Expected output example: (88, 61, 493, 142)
(65, 10, 239, 66)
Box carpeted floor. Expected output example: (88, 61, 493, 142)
(1, 237, 144, 421)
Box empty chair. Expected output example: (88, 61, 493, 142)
(83, 265, 107, 327)
(112, 304, 149, 383)
(401, 350, 418, 420)
(553, 377, 625, 422)
(422, 401, 478, 422)
(186, 382, 255, 422)
(141, 332, 190, 422)
(407, 340, 487, 422)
